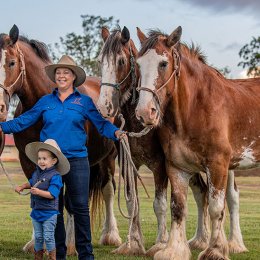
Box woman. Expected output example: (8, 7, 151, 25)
(0, 55, 124, 260)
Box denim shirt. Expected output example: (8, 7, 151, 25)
(0, 88, 119, 158)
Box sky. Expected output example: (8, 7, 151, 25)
(1, 0, 259, 78)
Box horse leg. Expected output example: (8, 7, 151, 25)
(154, 164, 191, 260)
(199, 162, 229, 260)
(113, 173, 146, 256)
(100, 172, 122, 246)
(65, 212, 76, 256)
(226, 170, 248, 253)
(188, 173, 210, 250)
(146, 162, 169, 256)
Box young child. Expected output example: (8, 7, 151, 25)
(15, 139, 70, 260)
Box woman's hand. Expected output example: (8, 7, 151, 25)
(115, 130, 127, 140)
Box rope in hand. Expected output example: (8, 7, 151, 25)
(0, 158, 45, 195)
(117, 113, 153, 248)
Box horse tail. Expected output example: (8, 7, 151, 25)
(89, 145, 117, 232)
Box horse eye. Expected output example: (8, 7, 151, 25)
(159, 61, 168, 69)
(9, 60, 16, 67)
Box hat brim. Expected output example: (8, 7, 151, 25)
(45, 64, 86, 87)
(25, 142, 70, 175)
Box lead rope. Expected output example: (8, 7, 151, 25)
(117, 114, 152, 248)
(0, 157, 45, 195)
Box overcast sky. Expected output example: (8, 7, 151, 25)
(1, 0, 259, 78)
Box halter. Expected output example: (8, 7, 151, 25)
(0, 45, 26, 101)
(100, 45, 136, 92)
(136, 46, 180, 106)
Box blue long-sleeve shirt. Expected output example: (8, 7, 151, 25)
(0, 88, 119, 158)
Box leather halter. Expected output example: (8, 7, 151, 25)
(100, 45, 136, 91)
(136, 46, 180, 106)
(0, 45, 26, 101)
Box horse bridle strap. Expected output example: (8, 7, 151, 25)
(137, 47, 180, 105)
(100, 45, 136, 91)
(0, 45, 26, 100)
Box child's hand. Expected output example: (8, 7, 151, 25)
(30, 187, 40, 195)
(15, 185, 23, 194)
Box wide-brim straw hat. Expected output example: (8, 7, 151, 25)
(45, 55, 86, 87)
(25, 139, 70, 176)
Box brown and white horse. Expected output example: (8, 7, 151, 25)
(135, 26, 259, 259)
(0, 25, 121, 254)
(96, 26, 214, 256)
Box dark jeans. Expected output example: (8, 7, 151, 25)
(55, 157, 94, 260)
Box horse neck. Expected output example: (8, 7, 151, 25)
(168, 57, 212, 131)
(18, 42, 53, 110)
(119, 71, 142, 132)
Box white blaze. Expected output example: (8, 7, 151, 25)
(99, 53, 117, 104)
(0, 50, 7, 86)
(137, 49, 168, 108)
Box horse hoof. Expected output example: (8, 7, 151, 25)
(66, 244, 77, 256)
(228, 240, 248, 254)
(112, 241, 146, 256)
(154, 246, 191, 260)
(188, 237, 209, 250)
(146, 242, 167, 257)
(99, 231, 122, 246)
(198, 248, 230, 260)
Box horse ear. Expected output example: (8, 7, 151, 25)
(9, 24, 19, 45)
(167, 26, 182, 48)
(121, 26, 130, 45)
(101, 27, 110, 42)
(137, 27, 147, 44)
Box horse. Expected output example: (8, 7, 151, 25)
(0, 25, 122, 254)
(96, 26, 215, 256)
(135, 26, 260, 259)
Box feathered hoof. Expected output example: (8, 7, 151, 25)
(99, 231, 122, 246)
(228, 240, 248, 254)
(198, 248, 230, 260)
(112, 241, 146, 256)
(146, 242, 167, 257)
(66, 244, 77, 256)
(188, 237, 209, 250)
(23, 240, 34, 254)
(154, 246, 191, 260)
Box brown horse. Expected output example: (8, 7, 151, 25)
(135, 26, 260, 259)
(96, 26, 215, 256)
(0, 25, 121, 253)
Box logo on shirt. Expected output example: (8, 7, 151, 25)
(71, 98, 83, 106)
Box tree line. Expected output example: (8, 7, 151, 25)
(49, 15, 259, 78)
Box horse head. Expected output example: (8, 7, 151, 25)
(135, 26, 182, 127)
(97, 26, 138, 118)
(0, 24, 25, 121)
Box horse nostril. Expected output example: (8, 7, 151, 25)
(0, 104, 6, 114)
(151, 108, 157, 117)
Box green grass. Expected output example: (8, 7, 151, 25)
(0, 163, 260, 259)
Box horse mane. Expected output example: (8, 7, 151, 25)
(19, 36, 52, 63)
(139, 29, 207, 65)
(101, 26, 124, 63)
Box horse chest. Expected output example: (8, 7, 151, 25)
(158, 128, 202, 172)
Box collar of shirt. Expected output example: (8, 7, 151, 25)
(52, 87, 81, 98)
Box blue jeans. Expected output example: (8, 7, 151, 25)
(55, 157, 94, 260)
(32, 214, 57, 252)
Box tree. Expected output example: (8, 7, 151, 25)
(238, 36, 260, 77)
(49, 15, 119, 76)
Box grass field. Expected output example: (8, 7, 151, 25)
(0, 162, 260, 259)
